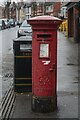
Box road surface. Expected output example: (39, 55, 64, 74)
(0, 26, 19, 102)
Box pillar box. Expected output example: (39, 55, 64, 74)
(27, 16, 62, 113)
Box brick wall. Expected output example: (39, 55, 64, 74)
(53, 2, 61, 17)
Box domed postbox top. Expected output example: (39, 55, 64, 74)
(28, 15, 61, 21)
(27, 15, 62, 27)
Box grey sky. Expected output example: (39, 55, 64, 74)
(0, 0, 31, 5)
(0, 0, 4, 4)
(0, 0, 19, 5)
(0, 0, 78, 5)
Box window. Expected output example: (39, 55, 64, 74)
(50, 5, 53, 11)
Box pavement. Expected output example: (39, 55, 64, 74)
(11, 32, 79, 119)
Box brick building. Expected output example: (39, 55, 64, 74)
(31, 2, 61, 17)
(31, 2, 44, 17)
(53, 2, 61, 17)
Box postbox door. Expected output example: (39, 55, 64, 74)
(33, 32, 57, 97)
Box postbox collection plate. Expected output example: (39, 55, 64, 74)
(40, 43, 49, 58)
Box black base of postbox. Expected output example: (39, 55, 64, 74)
(31, 95, 57, 113)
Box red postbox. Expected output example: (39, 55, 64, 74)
(27, 16, 62, 113)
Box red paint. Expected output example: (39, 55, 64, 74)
(28, 16, 62, 97)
